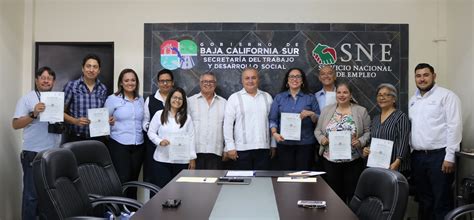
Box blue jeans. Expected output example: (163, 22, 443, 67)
(21, 151, 38, 220)
(411, 149, 454, 220)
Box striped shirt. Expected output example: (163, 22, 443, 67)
(64, 76, 108, 137)
(370, 109, 411, 172)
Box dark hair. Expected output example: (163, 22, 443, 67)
(35, 66, 56, 80)
(156, 69, 174, 82)
(82, 54, 101, 68)
(115, 68, 140, 98)
(414, 63, 434, 73)
(336, 81, 357, 104)
(161, 87, 188, 128)
(280, 67, 310, 93)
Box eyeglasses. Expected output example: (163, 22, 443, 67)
(158, 79, 173, 84)
(200, 80, 216, 85)
(377, 94, 394, 99)
(38, 76, 54, 81)
(288, 75, 302, 80)
(171, 96, 183, 101)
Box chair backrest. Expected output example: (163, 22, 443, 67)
(61, 140, 123, 197)
(349, 167, 409, 220)
(444, 204, 474, 220)
(33, 148, 92, 220)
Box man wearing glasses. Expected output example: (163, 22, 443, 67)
(188, 72, 227, 169)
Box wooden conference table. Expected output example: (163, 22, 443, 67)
(132, 170, 357, 220)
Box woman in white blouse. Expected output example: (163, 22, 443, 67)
(147, 87, 196, 188)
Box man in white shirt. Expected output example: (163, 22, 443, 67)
(188, 72, 227, 169)
(409, 63, 463, 220)
(223, 67, 274, 170)
(314, 65, 337, 113)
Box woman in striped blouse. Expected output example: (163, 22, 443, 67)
(363, 83, 410, 174)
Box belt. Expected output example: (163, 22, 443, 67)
(413, 147, 446, 154)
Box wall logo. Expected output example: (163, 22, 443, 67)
(160, 40, 198, 70)
(312, 43, 337, 65)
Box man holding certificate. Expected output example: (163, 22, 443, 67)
(63, 54, 113, 142)
(314, 82, 370, 203)
(147, 87, 196, 188)
(269, 68, 319, 170)
(12, 67, 61, 220)
(362, 83, 410, 175)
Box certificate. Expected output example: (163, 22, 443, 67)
(168, 134, 191, 161)
(367, 138, 394, 169)
(88, 108, 110, 137)
(39, 92, 64, 123)
(280, 113, 301, 141)
(328, 130, 352, 160)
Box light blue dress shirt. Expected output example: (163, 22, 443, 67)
(315, 87, 336, 113)
(105, 94, 144, 145)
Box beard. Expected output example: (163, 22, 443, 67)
(417, 81, 435, 93)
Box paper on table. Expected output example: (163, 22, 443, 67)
(88, 108, 110, 137)
(277, 177, 317, 183)
(168, 133, 191, 161)
(329, 130, 352, 160)
(287, 171, 326, 177)
(226, 171, 255, 177)
(39, 92, 64, 123)
(176, 177, 217, 183)
(367, 138, 394, 169)
(280, 112, 301, 141)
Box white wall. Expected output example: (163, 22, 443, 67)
(0, 0, 26, 219)
(1, 0, 472, 218)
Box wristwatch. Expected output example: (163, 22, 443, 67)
(29, 112, 37, 119)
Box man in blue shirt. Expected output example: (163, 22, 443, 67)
(12, 67, 61, 220)
(63, 54, 111, 142)
(314, 65, 337, 113)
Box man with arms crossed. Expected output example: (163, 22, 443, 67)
(409, 63, 462, 220)
(12, 67, 61, 220)
(188, 72, 227, 169)
(223, 67, 274, 170)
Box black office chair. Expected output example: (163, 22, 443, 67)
(444, 204, 474, 220)
(349, 167, 409, 220)
(61, 140, 159, 200)
(32, 148, 142, 220)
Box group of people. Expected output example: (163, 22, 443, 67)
(13, 52, 463, 220)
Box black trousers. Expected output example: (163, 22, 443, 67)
(143, 134, 156, 183)
(411, 149, 454, 220)
(196, 153, 222, 170)
(276, 143, 314, 171)
(228, 149, 270, 170)
(151, 161, 188, 188)
(323, 157, 364, 204)
(107, 138, 145, 198)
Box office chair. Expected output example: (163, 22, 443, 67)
(32, 148, 142, 220)
(349, 167, 409, 220)
(444, 204, 474, 220)
(61, 140, 159, 200)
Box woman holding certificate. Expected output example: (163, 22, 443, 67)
(362, 83, 410, 175)
(147, 87, 196, 188)
(104, 68, 144, 198)
(314, 82, 370, 203)
(269, 68, 320, 170)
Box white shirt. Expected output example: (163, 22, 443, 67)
(409, 84, 463, 162)
(147, 110, 197, 164)
(143, 90, 166, 131)
(223, 89, 274, 152)
(188, 92, 227, 156)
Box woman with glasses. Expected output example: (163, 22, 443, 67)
(104, 68, 144, 198)
(143, 69, 175, 184)
(268, 68, 320, 170)
(147, 87, 196, 188)
(362, 83, 410, 175)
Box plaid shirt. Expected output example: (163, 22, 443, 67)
(64, 76, 108, 137)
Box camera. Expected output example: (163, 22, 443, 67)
(48, 122, 65, 134)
